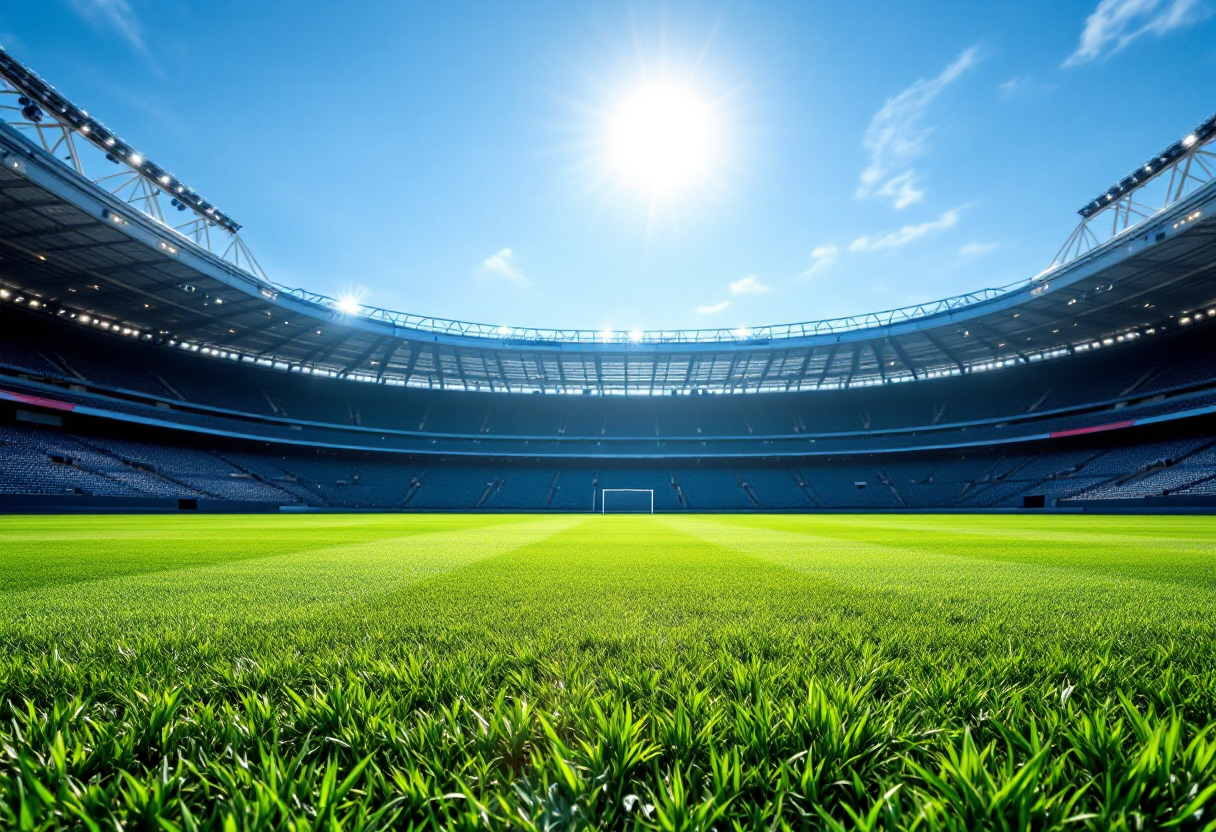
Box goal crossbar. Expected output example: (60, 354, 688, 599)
(599, 488, 654, 514)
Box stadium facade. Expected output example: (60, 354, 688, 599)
(1, 48, 1215, 512)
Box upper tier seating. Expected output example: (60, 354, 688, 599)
(4, 307, 1215, 450)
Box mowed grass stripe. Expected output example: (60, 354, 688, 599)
(690, 512, 1216, 589)
(0, 513, 525, 593)
(662, 514, 1216, 648)
(0, 515, 581, 643)
(335, 515, 851, 651)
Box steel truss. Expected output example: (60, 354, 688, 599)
(0, 48, 267, 282)
(1052, 113, 1216, 269)
(280, 282, 1021, 345)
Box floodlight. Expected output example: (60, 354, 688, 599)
(629, 330, 642, 342)
(499, 325, 510, 336)
(1183, 134, 1198, 148)
(335, 296, 362, 315)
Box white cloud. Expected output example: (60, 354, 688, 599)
(959, 241, 1000, 256)
(797, 244, 839, 280)
(874, 171, 924, 210)
(729, 275, 771, 295)
(998, 76, 1031, 98)
(850, 208, 961, 252)
(478, 247, 531, 287)
(857, 48, 978, 208)
(696, 300, 731, 315)
(67, 0, 144, 50)
(1064, 0, 1211, 66)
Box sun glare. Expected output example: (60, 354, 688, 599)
(607, 81, 718, 196)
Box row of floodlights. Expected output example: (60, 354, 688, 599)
(3, 281, 1207, 396)
(1078, 112, 1216, 218)
(0, 48, 239, 232)
(0, 287, 147, 339)
(1174, 210, 1203, 230)
(1179, 308, 1216, 325)
(0, 284, 280, 369)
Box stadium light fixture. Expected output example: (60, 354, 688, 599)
(601, 329, 614, 343)
(629, 330, 642, 343)
(0, 49, 244, 235)
(1077, 112, 1215, 218)
(499, 325, 510, 336)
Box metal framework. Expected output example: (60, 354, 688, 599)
(279, 282, 1022, 344)
(1052, 112, 1216, 269)
(0, 47, 267, 282)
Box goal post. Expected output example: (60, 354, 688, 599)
(598, 488, 655, 514)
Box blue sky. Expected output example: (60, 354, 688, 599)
(2, 1, 1214, 331)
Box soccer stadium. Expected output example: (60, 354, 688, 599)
(1, 5, 1215, 829)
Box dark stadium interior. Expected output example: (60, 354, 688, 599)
(4, 300, 1216, 511)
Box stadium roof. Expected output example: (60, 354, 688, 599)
(0, 48, 1214, 394)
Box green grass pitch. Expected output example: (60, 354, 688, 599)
(1, 513, 1214, 830)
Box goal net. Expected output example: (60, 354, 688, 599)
(599, 488, 654, 514)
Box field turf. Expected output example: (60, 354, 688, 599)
(1, 513, 1214, 830)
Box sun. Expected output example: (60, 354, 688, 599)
(607, 81, 718, 197)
